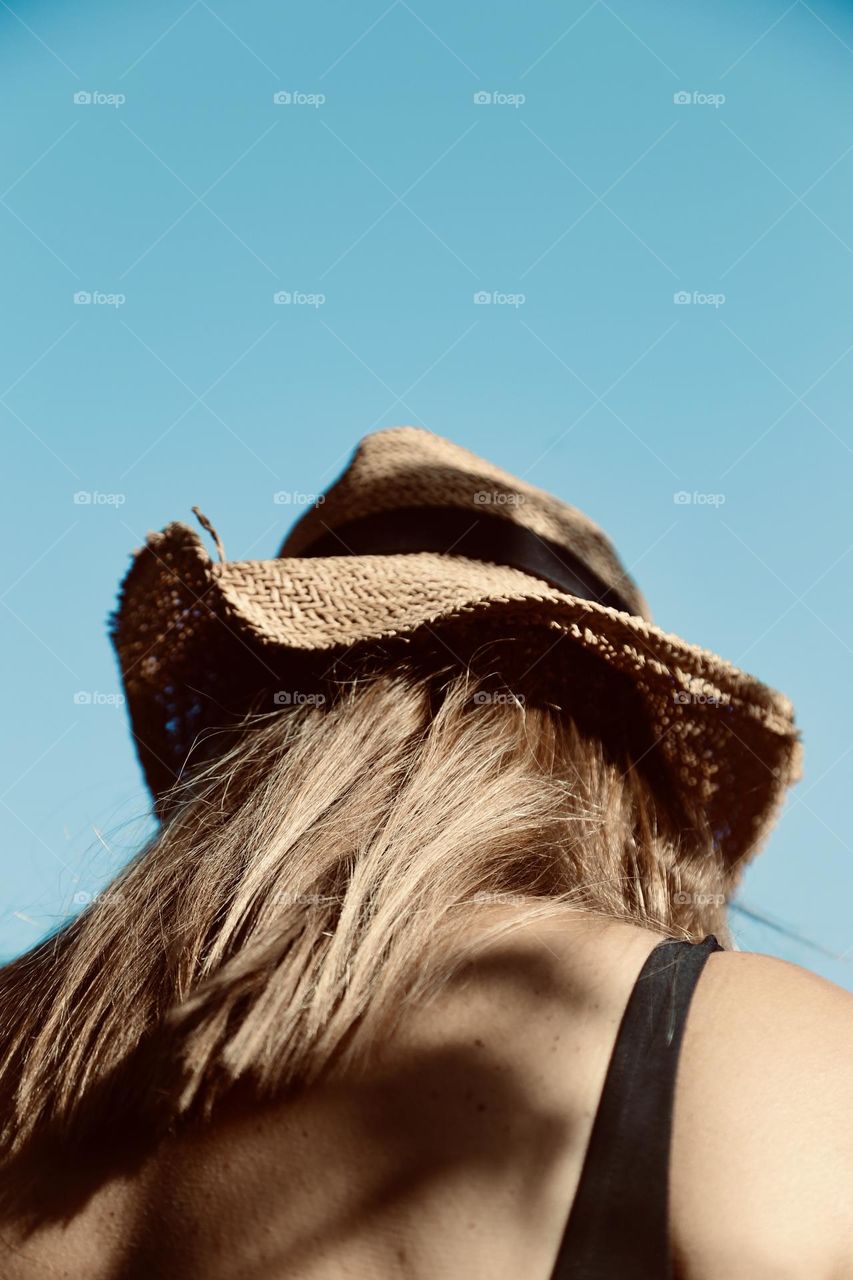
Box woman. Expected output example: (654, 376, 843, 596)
(0, 427, 850, 1279)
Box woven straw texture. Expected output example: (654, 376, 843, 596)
(112, 427, 801, 882)
(281, 426, 650, 620)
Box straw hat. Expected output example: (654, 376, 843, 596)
(111, 425, 801, 878)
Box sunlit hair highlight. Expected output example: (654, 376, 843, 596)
(0, 667, 729, 1155)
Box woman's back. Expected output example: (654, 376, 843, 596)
(3, 913, 852, 1279)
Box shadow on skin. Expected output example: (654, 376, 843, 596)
(0, 930, 581, 1275)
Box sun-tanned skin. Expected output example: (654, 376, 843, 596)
(0, 913, 851, 1279)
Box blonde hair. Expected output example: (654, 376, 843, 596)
(0, 666, 729, 1158)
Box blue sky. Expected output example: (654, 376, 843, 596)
(2, 0, 853, 987)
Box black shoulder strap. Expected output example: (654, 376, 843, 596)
(549, 934, 723, 1280)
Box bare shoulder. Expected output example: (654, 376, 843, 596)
(672, 949, 853, 1280)
(393, 909, 667, 1061)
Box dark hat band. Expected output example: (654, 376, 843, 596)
(290, 504, 635, 614)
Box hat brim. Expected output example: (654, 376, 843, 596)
(112, 522, 802, 879)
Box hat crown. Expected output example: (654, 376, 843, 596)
(111, 422, 800, 872)
(279, 426, 649, 620)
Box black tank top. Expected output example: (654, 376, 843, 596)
(549, 934, 723, 1279)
